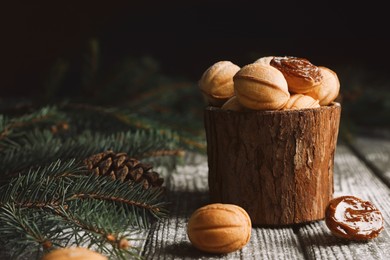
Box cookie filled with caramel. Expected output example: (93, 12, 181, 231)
(270, 56, 323, 94)
(325, 195, 384, 240)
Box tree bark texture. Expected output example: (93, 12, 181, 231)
(204, 103, 341, 226)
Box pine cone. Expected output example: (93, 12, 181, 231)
(84, 150, 164, 189)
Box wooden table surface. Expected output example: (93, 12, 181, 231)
(138, 135, 390, 260)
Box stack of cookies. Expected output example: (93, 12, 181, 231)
(199, 56, 340, 111)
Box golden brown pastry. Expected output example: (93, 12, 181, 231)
(187, 203, 251, 254)
(233, 63, 290, 110)
(270, 56, 322, 94)
(254, 56, 274, 66)
(199, 61, 240, 107)
(306, 66, 340, 105)
(221, 96, 247, 111)
(42, 247, 107, 260)
(283, 94, 320, 110)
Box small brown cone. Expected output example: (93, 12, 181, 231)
(84, 150, 164, 189)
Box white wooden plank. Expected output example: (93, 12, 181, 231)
(142, 153, 304, 259)
(296, 145, 390, 260)
(348, 136, 390, 186)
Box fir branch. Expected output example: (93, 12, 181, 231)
(0, 202, 141, 259)
(0, 159, 166, 259)
(1, 160, 167, 225)
(0, 159, 83, 206)
(65, 174, 168, 225)
(124, 82, 191, 111)
(0, 204, 66, 259)
(141, 148, 185, 158)
(0, 106, 67, 144)
(52, 201, 139, 249)
(71, 193, 161, 214)
(61, 103, 205, 153)
(63, 103, 161, 132)
(0, 129, 181, 180)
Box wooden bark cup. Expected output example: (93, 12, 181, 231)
(204, 103, 341, 226)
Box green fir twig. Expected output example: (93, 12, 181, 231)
(0, 159, 167, 259)
(0, 106, 66, 143)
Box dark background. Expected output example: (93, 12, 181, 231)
(2, 1, 390, 99)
